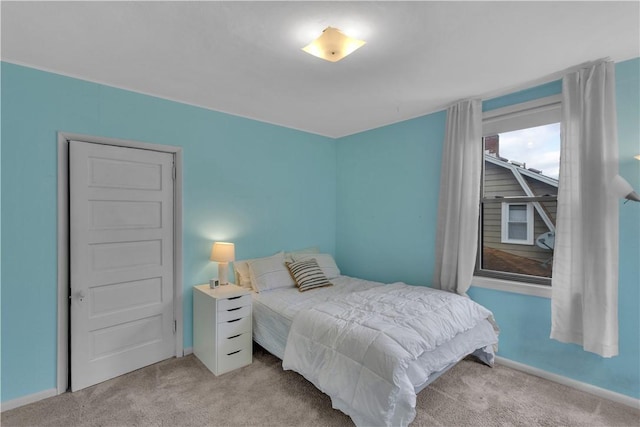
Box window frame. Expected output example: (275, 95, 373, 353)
(473, 94, 561, 296)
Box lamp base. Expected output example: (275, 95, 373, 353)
(218, 262, 229, 285)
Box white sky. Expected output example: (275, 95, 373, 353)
(498, 123, 561, 179)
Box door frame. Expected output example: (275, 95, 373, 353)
(56, 132, 184, 395)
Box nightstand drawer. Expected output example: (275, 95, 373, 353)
(218, 294, 251, 311)
(219, 316, 251, 337)
(218, 304, 251, 322)
(219, 331, 251, 355)
(218, 347, 252, 374)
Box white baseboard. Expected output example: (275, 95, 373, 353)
(495, 356, 640, 409)
(183, 347, 193, 356)
(1, 388, 58, 412)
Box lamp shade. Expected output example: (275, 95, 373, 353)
(612, 175, 640, 202)
(210, 242, 235, 262)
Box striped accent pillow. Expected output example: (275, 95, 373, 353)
(286, 258, 333, 292)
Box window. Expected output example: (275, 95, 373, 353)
(501, 202, 534, 244)
(475, 95, 561, 288)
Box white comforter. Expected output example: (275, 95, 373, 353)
(282, 282, 497, 427)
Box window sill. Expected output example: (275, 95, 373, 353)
(471, 275, 551, 298)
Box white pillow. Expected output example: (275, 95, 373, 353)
(284, 246, 319, 263)
(233, 259, 253, 289)
(248, 252, 295, 292)
(292, 253, 340, 279)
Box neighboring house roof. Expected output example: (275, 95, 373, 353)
(485, 154, 559, 188)
(483, 247, 552, 278)
(485, 154, 558, 232)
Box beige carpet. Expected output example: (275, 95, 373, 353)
(3, 345, 639, 426)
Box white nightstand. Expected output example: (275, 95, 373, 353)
(193, 284, 252, 375)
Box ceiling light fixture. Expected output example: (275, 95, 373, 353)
(302, 26, 366, 62)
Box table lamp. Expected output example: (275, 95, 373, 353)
(210, 242, 235, 285)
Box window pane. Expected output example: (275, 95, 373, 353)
(485, 123, 561, 181)
(480, 121, 559, 280)
(508, 205, 527, 222)
(508, 223, 527, 240)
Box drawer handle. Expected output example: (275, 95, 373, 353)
(227, 318, 241, 323)
(227, 307, 241, 312)
(228, 296, 242, 300)
(227, 334, 241, 339)
(227, 350, 241, 356)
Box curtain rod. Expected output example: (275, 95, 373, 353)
(440, 57, 612, 111)
(479, 57, 611, 102)
(389, 58, 615, 126)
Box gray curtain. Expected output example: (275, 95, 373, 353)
(551, 61, 619, 357)
(433, 99, 482, 295)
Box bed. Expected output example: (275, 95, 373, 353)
(235, 252, 498, 427)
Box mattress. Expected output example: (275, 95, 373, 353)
(252, 276, 496, 390)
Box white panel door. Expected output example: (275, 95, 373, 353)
(70, 141, 175, 391)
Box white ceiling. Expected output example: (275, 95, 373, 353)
(2, 1, 638, 138)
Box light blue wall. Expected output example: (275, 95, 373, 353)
(0, 62, 336, 402)
(335, 112, 446, 285)
(335, 58, 640, 399)
(2, 58, 638, 404)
